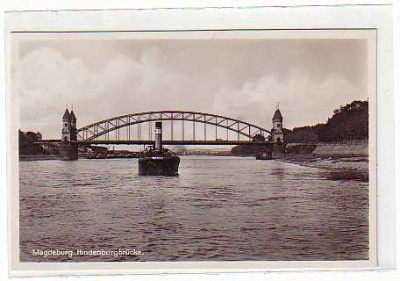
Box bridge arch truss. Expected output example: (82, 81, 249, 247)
(77, 110, 271, 142)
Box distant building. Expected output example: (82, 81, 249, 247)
(271, 108, 284, 143)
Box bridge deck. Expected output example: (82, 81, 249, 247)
(39, 140, 274, 146)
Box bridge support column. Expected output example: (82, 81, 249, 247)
(272, 142, 285, 158)
(60, 108, 78, 160)
(60, 142, 78, 160)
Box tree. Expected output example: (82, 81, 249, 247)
(252, 134, 266, 142)
(315, 100, 368, 142)
(18, 130, 45, 155)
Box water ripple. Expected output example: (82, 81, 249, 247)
(19, 156, 368, 262)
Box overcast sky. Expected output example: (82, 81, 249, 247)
(15, 36, 368, 139)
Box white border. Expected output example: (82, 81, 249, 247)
(1, 1, 397, 280)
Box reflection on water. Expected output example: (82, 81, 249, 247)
(19, 156, 368, 262)
(321, 170, 369, 181)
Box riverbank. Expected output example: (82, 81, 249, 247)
(19, 155, 60, 161)
(280, 154, 369, 181)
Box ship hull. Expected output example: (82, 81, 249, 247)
(256, 150, 272, 160)
(138, 156, 180, 176)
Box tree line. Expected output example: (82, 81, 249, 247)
(284, 100, 368, 143)
(19, 130, 45, 155)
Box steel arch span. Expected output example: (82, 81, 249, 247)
(77, 110, 271, 141)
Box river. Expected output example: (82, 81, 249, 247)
(19, 156, 369, 262)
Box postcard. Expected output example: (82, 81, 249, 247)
(5, 5, 395, 277)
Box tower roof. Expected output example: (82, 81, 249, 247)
(62, 109, 70, 120)
(272, 109, 283, 121)
(70, 110, 77, 122)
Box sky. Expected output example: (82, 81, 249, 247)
(14, 35, 369, 140)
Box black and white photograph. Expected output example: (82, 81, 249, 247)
(10, 29, 377, 266)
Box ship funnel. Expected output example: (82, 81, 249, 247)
(155, 121, 162, 151)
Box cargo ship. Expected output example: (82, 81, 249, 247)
(138, 121, 180, 176)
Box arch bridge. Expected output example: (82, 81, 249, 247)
(74, 110, 273, 146)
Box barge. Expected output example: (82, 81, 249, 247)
(256, 149, 272, 160)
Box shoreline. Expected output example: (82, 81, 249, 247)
(19, 155, 60, 161)
(279, 154, 369, 181)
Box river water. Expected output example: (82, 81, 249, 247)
(19, 156, 368, 262)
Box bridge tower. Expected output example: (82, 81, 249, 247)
(60, 108, 78, 160)
(271, 107, 284, 144)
